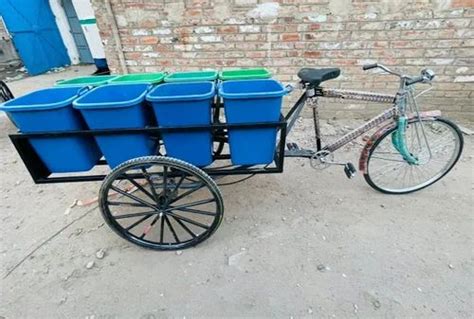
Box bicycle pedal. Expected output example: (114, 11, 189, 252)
(344, 163, 356, 179)
(286, 142, 300, 151)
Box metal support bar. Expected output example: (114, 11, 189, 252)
(284, 92, 307, 134)
(10, 118, 288, 184)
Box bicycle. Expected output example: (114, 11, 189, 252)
(285, 63, 464, 194)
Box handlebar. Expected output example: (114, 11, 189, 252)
(362, 63, 435, 86)
(405, 69, 436, 86)
(362, 64, 378, 71)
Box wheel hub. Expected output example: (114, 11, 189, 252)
(156, 189, 177, 209)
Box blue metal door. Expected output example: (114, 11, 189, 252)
(0, 0, 70, 75)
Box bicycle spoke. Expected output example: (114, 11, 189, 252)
(370, 156, 406, 163)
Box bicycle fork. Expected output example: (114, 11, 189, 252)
(391, 116, 419, 165)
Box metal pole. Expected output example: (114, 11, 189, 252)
(104, 0, 128, 74)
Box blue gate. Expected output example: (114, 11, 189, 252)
(0, 0, 70, 75)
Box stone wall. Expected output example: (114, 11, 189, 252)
(91, 0, 473, 120)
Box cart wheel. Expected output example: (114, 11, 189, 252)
(99, 156, 224, 250)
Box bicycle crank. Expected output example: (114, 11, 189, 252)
(310, 150, 357, 179)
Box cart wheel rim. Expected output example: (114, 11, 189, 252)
(99, 156, 224, 250)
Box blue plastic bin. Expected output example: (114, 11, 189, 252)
(73, 84, 156, 168)
(0, 87, 101, 172)
(146, 82, 215, 166)
(219, 79, 287, 165)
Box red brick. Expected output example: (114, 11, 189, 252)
(281, 33, 300, 41)
(218, 26, 238, 33)
(246, 51, 266, 58)
(141, 36, 159, 44)
(451, 0, 474, 7)
(303, 51, 321, 58)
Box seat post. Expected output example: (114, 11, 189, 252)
(308, 94, 322, 151)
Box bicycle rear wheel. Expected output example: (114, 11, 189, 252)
(364, 117, 463, 194)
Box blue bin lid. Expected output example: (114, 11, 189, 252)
(73, 83, 150, 109)
(0, 86, 87, 112)
(146, 81, 215, 102)
(218, 79, 287, 99)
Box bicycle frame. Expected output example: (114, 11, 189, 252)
(284, 80, 442, 174)
(284, 87, 397, 157)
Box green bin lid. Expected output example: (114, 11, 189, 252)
(164, 70, 218, 82)
(219, 68, 271, 81)
(109, 72, 166, 85)
(55, 75, 117, 87)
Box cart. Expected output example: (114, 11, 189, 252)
(6, 89, 289, 251)
(3, 65, 464, 250)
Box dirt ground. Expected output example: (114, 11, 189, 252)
(0, 67, 473, 318)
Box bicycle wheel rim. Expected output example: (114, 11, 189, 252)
(365, 117, 463, 194)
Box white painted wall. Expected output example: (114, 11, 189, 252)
(71, 0, 106, 59)
(49, 0, 80, 65)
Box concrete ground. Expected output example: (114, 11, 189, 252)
(0, 67, 473, 318)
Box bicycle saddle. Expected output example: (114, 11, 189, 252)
(297, 68, 341, 86)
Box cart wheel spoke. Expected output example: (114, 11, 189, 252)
(126, 214, 154, 231)
(99, 156, 224, 250)
(167, 212, 210, 230)
(114, 210, 159, 219)
(171, 215, 197, 239)
(121, 174, 156, 202)
(159, 216, 165, 243)
(164, 215, 180, 243)
(107, 201, 149, 208)
(168, 206, 217, 216)
(168, 182, 206, 205)
(140, 167, 161, 202)
(163, 198, 215, 212)
(140, 214, 161, 239)
(110, 185, 156, 210)
(162, 166, 168, 193)
(173, 173, 186, 193)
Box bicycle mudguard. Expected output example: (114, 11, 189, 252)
(358, 110, 442, 174)
(391, 116, 419, 165)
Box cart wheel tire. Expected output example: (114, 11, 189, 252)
(99, 156, 224, 250)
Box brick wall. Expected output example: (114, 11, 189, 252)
(91, 0, 473, 120)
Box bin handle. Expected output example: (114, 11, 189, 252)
(146, 84, 155, 92)
(284, 84, 294, 94)
(77, 86, 92, 96)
